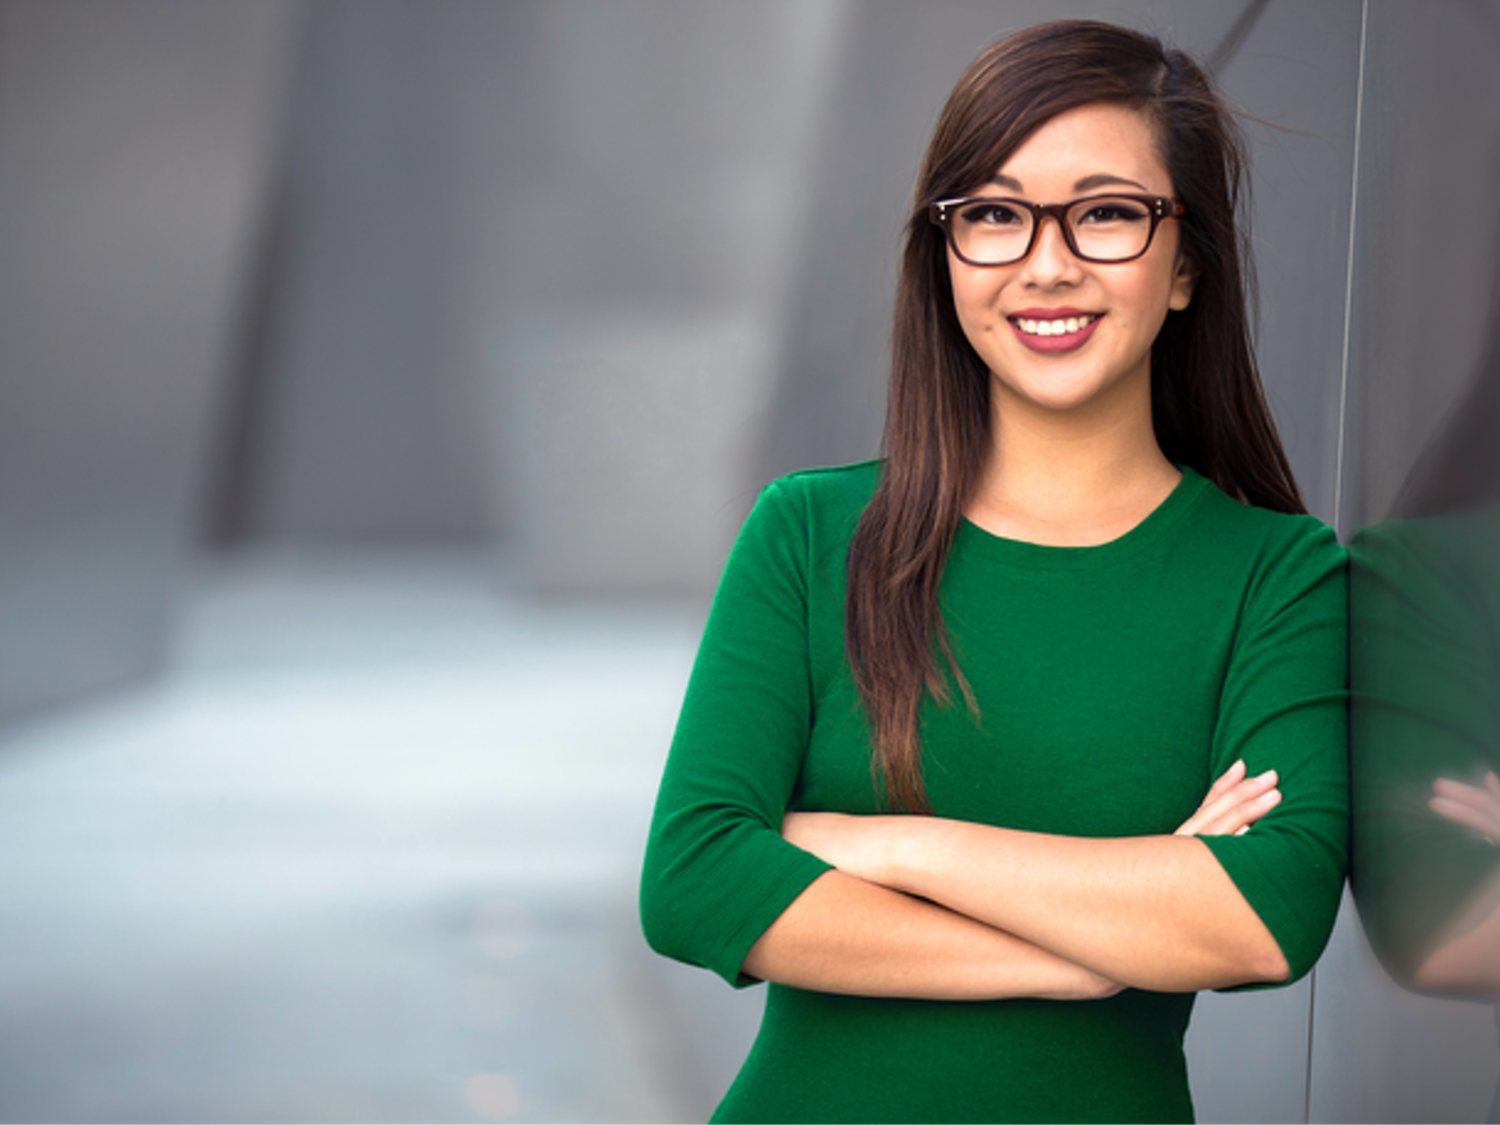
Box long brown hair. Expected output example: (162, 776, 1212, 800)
(845, 20, 1305, 813)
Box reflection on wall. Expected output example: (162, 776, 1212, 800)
(1352, 262, 1500, 986)
(1328, 2, 1500, 1121)
(1351, 323, 1500, 1100)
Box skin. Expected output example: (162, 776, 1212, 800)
(955, 101, 1196, 545)
(743, 103, 1292, 998)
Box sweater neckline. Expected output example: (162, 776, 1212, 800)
(954, 463, 1210, 570)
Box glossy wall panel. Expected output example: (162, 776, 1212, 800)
(1312, 2, 1500, 1121)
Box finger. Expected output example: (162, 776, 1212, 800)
(1486, 771, 1500, 800)
(1177, 786, 1277, 837)
(1174, 769, 1273, 836)
(1191, 770, 1278, 830)
(1192, 785, 1282, 836)
(1201, 759, 1247, 804)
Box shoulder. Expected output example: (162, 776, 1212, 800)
(1189, 470, 1345, 567)
(743, 459, 884, 575)
(729, 458, 882, 566)
(767, 458, 883, 507)
(1184, 473, 1346, 624)
(757, 457, 884, 531)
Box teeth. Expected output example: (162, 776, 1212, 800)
(1013, 314, 1098, 336)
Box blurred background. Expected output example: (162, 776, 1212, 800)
(1, 0, 1497, 1121)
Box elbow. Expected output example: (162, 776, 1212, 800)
(1231, 920, 1292, 985)
(638, 863, 685, 962)
(638, 841, 714, 967)
(1251, 941, 1292, 985)
(1192, 931, 1290, 990)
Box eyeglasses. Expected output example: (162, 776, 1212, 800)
(928, 193, 1187, 266)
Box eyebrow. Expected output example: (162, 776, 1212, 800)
(990, 172, 1151, 193)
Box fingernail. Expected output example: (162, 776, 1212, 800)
(1256, 769, 1277, 783)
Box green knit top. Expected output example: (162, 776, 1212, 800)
(639, 458, 1349, 1124)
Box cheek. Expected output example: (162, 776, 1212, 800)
(1110, 262, 1176, 326)
(950, 289, 993, 356)
(947, 261, 1004, 338)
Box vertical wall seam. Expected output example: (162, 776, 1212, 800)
(1310, 1, 1368, 1122)
(1331, 0, 1367, 540)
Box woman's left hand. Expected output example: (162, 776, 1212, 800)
(782, 811, 897, 884)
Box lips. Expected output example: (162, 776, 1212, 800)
(1007, 310, 1104, 353)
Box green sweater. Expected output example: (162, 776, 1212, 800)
(640, 458, 1349, 1124)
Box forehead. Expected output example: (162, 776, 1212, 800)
(993, 102, 1170, 194)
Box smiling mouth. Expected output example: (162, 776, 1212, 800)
(1008, 313, 1102, 337)
(1007, 312, 1104, 354)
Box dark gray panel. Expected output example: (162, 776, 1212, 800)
(0, 0, 297, 721)
(480, 1, 853, 592)
(237, 0, 502, 543)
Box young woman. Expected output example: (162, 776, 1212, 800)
(640, 19, 1348, 1124)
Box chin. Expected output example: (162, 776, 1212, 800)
(993, 377, 1110, 413)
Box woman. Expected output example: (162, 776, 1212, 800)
(639, 19, 1348, 1124)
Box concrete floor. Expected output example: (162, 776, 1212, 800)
(0, 548, 756, 1123)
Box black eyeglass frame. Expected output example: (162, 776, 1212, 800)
(928, 193, 1188, 266)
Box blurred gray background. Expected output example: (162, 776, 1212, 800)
(0, 0, 1496, 1121)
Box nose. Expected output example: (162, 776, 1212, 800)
(1018, 213, 1083, 287)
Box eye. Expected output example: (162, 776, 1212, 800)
(1075, 198, 1150, 225)
(959, 201, 1026, 227)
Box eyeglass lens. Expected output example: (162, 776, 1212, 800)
(951, 196, 1157, 264)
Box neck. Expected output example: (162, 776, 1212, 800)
(971, 372, 1177, 528)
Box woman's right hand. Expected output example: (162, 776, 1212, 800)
(1173, 759, 1281, 837)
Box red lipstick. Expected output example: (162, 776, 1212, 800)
(1010, 307, 1096, 318)
(1008, 310, 1104, 354)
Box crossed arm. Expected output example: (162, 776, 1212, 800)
(741, 759, 1291, 998)
(642, 481, 1345, 1005)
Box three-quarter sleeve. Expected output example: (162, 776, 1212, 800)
(1197, 516, 1351, 990)
(638, 476, 833, 988)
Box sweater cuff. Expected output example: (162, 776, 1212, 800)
(715, 853, 835, 989)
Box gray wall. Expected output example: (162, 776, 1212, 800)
(0, 0, 298, 720)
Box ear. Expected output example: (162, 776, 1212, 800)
(1168, 252, 1197, 312)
